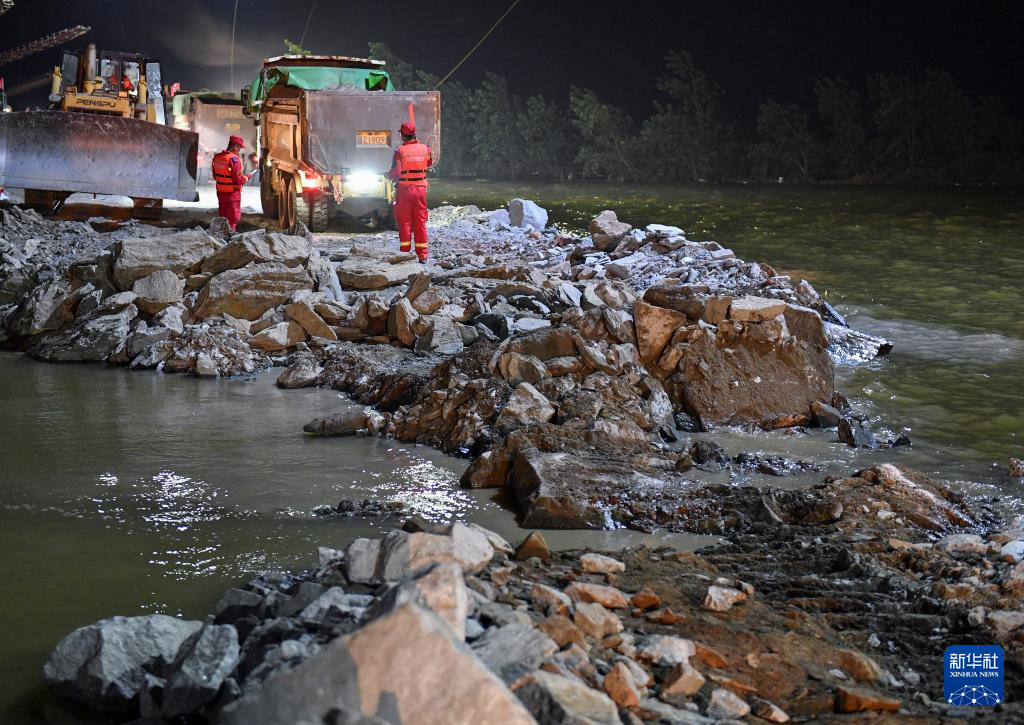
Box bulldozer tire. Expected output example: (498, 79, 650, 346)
(296, 192, 329, 232)
(260, 171, 279, 219)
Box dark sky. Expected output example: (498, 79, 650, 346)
(4, 0, 1023, 118)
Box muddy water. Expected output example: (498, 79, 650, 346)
(3, 183, 1023, 721)
(0, 354, 706, 722)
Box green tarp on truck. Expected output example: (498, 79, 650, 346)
(246, 66, 393, 113)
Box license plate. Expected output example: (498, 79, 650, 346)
(357, 130, 391, 147)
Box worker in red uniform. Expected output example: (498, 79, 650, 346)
(212, 135, 249, 231)
(389, 122, 433, 262)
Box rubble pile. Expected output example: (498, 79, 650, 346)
(42, 466, 1024, 723)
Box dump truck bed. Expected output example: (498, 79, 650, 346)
(0, 111, 199, 201)
(296, 90, 440, 175)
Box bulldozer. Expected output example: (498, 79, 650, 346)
(0, 44, 198, 218)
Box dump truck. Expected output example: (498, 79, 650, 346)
(171, 91, 258, 185)
(243, 54, 440, 231)
(0, 44, 198, 218)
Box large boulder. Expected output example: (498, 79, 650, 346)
(337, 244, 423, 291)
(285, 299, 337, 340)
(194, 263, 312, 321)
(200, 229, 311, 275)
(379, 523, 495, 580)
(160, 623, 240, 716)
(112, 228, 221, 290)
(509, 199, 549, 229)
(367, 563, 469, 639)
(9, 278, 72, 336)
(672, 321, 834, 429)
(218, 604, 535, 725)
(495, 382, 556, 433)
(471, 623, 557, 684)
(387, 298, 420, 347)
(131, 270, 185, 315)
(588, 210, 631, 251)
(250, 320, 307, 352)
(516, 670, 620, 725)
(633, 300, 689, 364)
(29, 305, 137, 362)
(42, 614, 202, 711)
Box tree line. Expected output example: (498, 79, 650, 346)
(369, 43, 1024, 185)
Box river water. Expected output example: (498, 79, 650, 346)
(2, 183, 1023, 721)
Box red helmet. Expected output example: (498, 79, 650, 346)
(228, 134, 246, 149)
(400, 122, 416, 136)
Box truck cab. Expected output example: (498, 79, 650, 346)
(244, 55, 440, 231)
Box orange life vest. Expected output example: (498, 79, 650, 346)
(212, 150, 242, 194)
(396, 141, 430, 187)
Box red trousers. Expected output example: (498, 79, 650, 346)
(217, 191, 242, 230)
(394, 185, 428, 260)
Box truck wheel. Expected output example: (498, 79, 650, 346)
(295, 192, 329, 232)
(278, 176, 296, 230)
(260, 170, 279, 219)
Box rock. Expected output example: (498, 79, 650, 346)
(513, 317, 551, 334)
(515, 531, 551, 562)
(812, 400, 843, 428)
(531, 583, 574, 616)
(379, 523, 494, 580)
(250, 320, 307, 352)
(936, 533, 987, 556)
(573, 601, 623, 639)
(419, 315, 465, 355)
(603, 661, 641, 708)
(838, 417, 878, 448)
(161, 624, 240, 716)
(495, 382, 556, 433)
(589, 210, 631, 251)
(303, 410, 369, 436)
(43, 614, 202, 710)
(411, 288, 445, 315)
(564, 582, 628, 609)
(344, 538, 382, 585)
(635, 635, 695, 667)
(387, 298, 420, 347)
(702, 585, 747, 612)
(1000, 540, 1024, 563)
(195, 262, 312, 321)
(783, 303, 828, 348)
(662, 662, 705, 698)
(834, 649, 882, 682)
(194, 352, 218, 378)
(127, 270, 184, 315)
(750, 697, 790, 723)
(834, 686, 900, 713)
(986, 609, 1024, 637)
(471, 623, 557, 683)
(509, 198, 549, 229)
(642, 281, 706, 319)
(633, 300, 689, 363)
(153, 305, 186, 334)
(558, 282, 582, 308)
(219, 604, 536, 725)
(286, 300, 337, 340)
(369, 563, 469, 639)
(213, 588, 262, 625)
(113, 228, 221, 290)
(538, 615, 587, 650)
(729, 295, 789, 322)
(512, 448, 617, 529)
(602, 308, 636, 345)
(499, 352, 548, 385)
(277, 355, 323, 388)
(405, 272, 432, 301)
(460, 450, 510, 488)
(580, 553, 625, 575)
(517, 670, 620, 725)
(29, 305, 137, 362)
(1010, 458, 1024, 477)
(337, 243, 423, 291)
(707, 688, 750, 719)
(200, 229, 311, 275)
(631, 588, 661, 610)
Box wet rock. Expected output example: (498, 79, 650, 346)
(112, 228, 221, 290)
(286, 299, 337, 341)
(517, 670, 620, 725)
(43, 614, 202, 711)
(838, 417, 878, 448)
(250, 320, 307, 352)
(219, 604, 536, 725)
(689, 440, 729, 471)
(369, 563, 468, 639)
(303, 410, 369, 436)
(195, 263, 313, 321)
(588, 210, 631, 252)
(29, 304, 137, 362)
(161, 623, 240, 716)
(471, 622, 557, 683)
(824, 321, 893, 362)
(512, 448, 620, 529)
(337, 244, 423, 291)
(707, 688, 750, 719)
(200, 229, 311, 275)
(495, 382, 555, 433)
(508, 198, 548, 229)
(1011, 458, 1024, 477)
(812, 400, 843, 427)
(834, 686, 900, 713)
(515, 531, 551, 562)
(580, 553, 625, 575)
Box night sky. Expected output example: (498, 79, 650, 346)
(4, 0, 1023, 118)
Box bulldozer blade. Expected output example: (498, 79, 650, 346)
(0, 111, 198, 202)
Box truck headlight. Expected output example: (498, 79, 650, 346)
(347, 170, 379, 193)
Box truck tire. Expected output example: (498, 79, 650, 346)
(260, 170, 279, 219)
(296, 192, 329, 232)
(278, 176, 296, 230)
